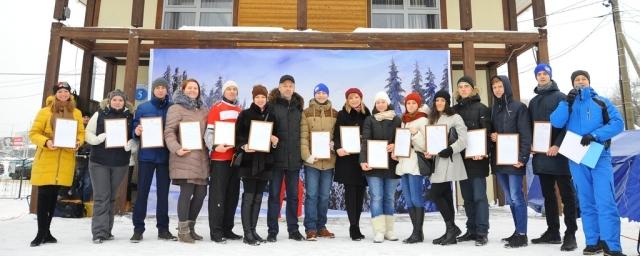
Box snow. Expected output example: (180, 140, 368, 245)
(1, 198, 638, 256)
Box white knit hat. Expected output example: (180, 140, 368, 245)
(222, 80, 239, 93)
(374, 91, 391, 105)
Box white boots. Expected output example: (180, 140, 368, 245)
(371, 215, 397, 243)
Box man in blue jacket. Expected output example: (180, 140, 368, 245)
(130, 78, 176, 242)
(550, 70, 626, 256)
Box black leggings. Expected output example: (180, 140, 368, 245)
(243, 178, 267, 194)
(177, 183, 207, 222)
(430, 182, 455, 222)
(344, 184, 365, 228)
(37, 185, 61, 233)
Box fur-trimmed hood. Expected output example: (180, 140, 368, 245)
(99, 98, 134, 114)
(268, 88, 304, 111)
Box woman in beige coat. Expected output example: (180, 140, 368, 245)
(164, 79, 209, 243)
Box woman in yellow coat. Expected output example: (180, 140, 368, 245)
(28, 82, 85, 247)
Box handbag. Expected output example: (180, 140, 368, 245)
(230, 151, 243, 167)
(416, 151, 434, 177)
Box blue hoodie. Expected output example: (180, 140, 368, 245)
(131, 96, 172, 164)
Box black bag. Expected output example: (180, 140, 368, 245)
(54, 200, 85, 218)
(230, 151, 243, 167)
(416, 151, 434, 177)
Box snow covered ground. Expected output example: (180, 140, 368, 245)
(1, 198, 638, 256)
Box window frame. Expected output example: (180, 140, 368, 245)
(371, 0, 441, 29)
(162, 0, 234, 29)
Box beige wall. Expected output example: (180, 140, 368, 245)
(115, 65, 149, 91)
(98, 0, 158, 28)
(446, 0, 504, 30)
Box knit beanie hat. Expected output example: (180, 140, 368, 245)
(252, 85, 268, 98)
(434, 90, 451, 105)
(108, 89, 128, 102)
(534, 63, 552, 78)
(456, 76, 475, 88)
(151, 78, 169, 91)
(222, 80, 239, 93)
(570, 70, 590, 84)
(313, 83, 329, 96)
(374, 91, 391, 105)
(345, 88, 363, 99)
(405, 92, 423, 108)
(53, 81, 72, 94)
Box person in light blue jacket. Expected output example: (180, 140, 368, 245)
(550, 70, 626, 256)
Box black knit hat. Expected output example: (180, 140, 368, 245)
(53, 81, 72, 94)
(571, 70, 590, 84)
(434, 90, 451, 105)
(457, 75, 475, 88)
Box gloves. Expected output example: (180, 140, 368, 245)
(97, 133, 107, 143)
(438, 146, 453, 158)
(567, 89, 579, 107)
(580, 134, 595, 146)
(204, 129, 214, 151)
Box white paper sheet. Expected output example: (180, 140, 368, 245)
(367, 140, 388, 169)
(105, 118, 128, 148)
(559, 131, 591, 164)
(140, 117, 164, 148)
(465, 129, 487, 158)
(497, 134, 519, 165)
(179, 121, 203, 150)
(248, 121, 273, 152)
(311, 131, 331, 159)
(426, 125, 447, 155)
(340, 126, 361, 153)
(532, 122, 552, 153)
(213, 121, 236, 146)
(53, 118, 78, 148)
(394, 128, 411, 158)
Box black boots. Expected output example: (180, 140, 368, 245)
(531, 230, 562, 244)
(241, 192, 261, 246)
(505, 234, 528, 248)
(560, 233, 577, 251)
(403, 207, 424, 244)
(439, 221, 461, 245)
(251, 193, 265, 243)
(457, 230, 477, 242)
(349, 225, 365, 241)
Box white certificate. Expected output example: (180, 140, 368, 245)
(213, 121, 236, 146)
(497, 134, 519, 165)
(558, 131, 591, 164)
(532, 122, 552, 153)
(465, 129, 487, 158)
(311, 131, 331, 159)
(248, 120, 273, 152)
(394, 128, 411, 158)
(367, 140, 388, 169)
(340, 126, 361, 153)
(105, 118, 128, 148)
(426, 125, 448, 155)
(140, 117, 164, 148)
(53, 118, 78, 148)
(179, 121, 203, 150)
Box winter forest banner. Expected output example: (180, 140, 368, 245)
(148, 49, 451, 215)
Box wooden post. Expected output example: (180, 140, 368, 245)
(297, 0, 307, 30)
(78, 52, 94, 111)
(123, 31, 140, 102)
(531, 0, 547, 28)
(536, 28, 549, 64)
(42, 23, 64, 106)
(103, 61, 117, 98)
(131, 0, 145, 28)
(463, 40, 476, 81)
(53, 0, 69, 21)
(459, 0, 472, 30)
(507, 56, 520, 100)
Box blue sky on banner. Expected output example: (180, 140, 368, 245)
(149, 49, 450, 109)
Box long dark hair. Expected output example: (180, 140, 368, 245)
(428, 99, 456, 125)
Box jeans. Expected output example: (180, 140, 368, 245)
(132, 161, 170, 233)
(267, 168, 301, 234)
(400, 174, 424, 208)
(303, 166, 334, 232)
(459, 177, 490, 235)
(366, 176, 399, 217)
(496, 173, 527, 234)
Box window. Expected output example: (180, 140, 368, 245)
(371, 0, 440, 29)
(163, 0, 233, 29)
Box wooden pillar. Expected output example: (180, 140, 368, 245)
(463, 40, 476, 82)
(131, 0, 145, 28)
(507, 57, 520, 100)
(536, 28, 550, 64)
(42, 23, 64, 105)
(53, 0, 70, 21)
(531, 0, 547, 28)
(297, 0, 307, 30)
(78, 52, 94, 112)
(459, 0, 472, 30)
(103, 60, 117, 98)
(123, 31, 140, 102)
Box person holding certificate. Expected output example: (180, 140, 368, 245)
(235, 85, 279, 245)
(551, 70, 626, 256)
(393, 92, 428, 244)
(489, 75, 532, 249)
(204, 80, 242, 243)
(423, 90, 468, 246)
(130, 78, 176, 242)
(527, 64, 578, 251)
(333, 88, 370, 241)
(28, 81, 85, 247)
(84, 89, 135, 243)
(164, 79, 209, 243)
(299, 83, 338, 241)
(452, 76, 492, 246)
(359, 91, 401, 243)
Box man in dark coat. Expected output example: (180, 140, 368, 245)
(266, 75, 305, 242)
(528, 63, 577, 251)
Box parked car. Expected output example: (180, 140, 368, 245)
(10, 160, 32, 180)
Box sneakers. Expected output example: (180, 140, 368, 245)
(266, 233, 277, 242)
(583, 240, 606, 255)
(504, 234, 528, 248)
(560, 233, 577, 251)
(457, 231, 477, 242)
(475, 235, 488, 246)
(288, 231, 305, 241)
(318, 228, 335, 239)
(158, 230, 177, 241)
(306, 231, 318, 241)
(130, 232, 143, 243)
(531, 230, 562, 244)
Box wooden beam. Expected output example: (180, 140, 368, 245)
(459, 0, 472, 30)
(451, 64, 489, 70)
(78, 51, 95, 112)
(232, 0, 239, 26)
(536, 28, 549, 64)
(53, 0, 69, 21)
(440, 0, 447, 29)
(43, 23, 64, 105)
(84, 0, 97, 26)
(103, 61, 117, 98)
(155, 0, 163, 29)
(367, 0, 371, 28)
(114, 59, 150, 66)
(462, 40, 476, 81)
(297, 0, 307, 30)
(123, 32, 141, 102)
(507, 56, 520, 100)
(131, 0, 145, 28)
(531, 0, 547, 28)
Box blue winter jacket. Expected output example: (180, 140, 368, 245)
(550, 86, 624, 146)
(132, 96, 172, 164)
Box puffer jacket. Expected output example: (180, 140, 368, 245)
(131, 95, 172, 164)
(268, 88, 304, 171)
(453, 94, 492, 178)
(300, 99, 338, 170)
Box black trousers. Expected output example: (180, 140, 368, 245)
(430, 182, 455, 222)
(208, 160, 241, 236)
(344, 184, 365, 228)
(36, 185, 61, 234)
(538, 174, 578, 235)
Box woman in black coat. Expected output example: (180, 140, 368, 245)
(235, 85, 279, 246)
(333, 88, 371, 241)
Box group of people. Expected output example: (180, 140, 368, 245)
(28, 64, 626, 255)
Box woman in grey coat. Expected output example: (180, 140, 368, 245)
(424, 90, 468, 246)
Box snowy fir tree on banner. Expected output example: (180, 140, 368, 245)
(410, 62, 427, 105)
(439, 64, 449, 93)
(384, 58, 405, 115)
(203, 76, 223, 107)
(424, 67, 438, 109)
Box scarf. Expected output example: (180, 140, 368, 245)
(402, 111, 427, 123)
(374, 110, 396, 121)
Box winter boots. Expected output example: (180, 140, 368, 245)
(371, 216, 385, 243)
(178, 221, 195, 243)
(402, 207, 424, 244)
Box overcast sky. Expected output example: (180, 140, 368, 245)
(0, 0, 638, 136)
